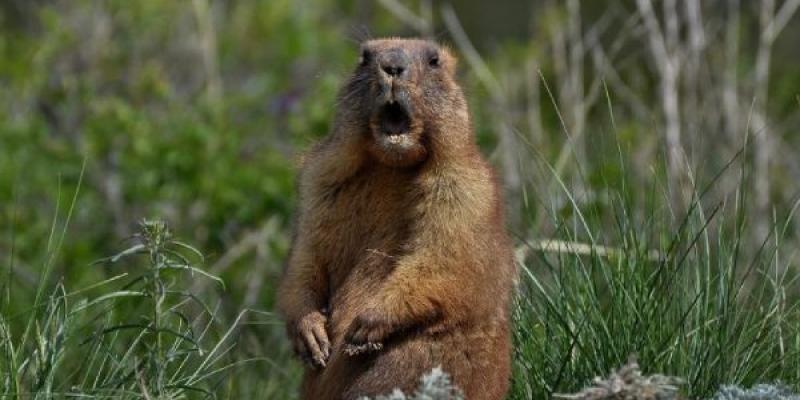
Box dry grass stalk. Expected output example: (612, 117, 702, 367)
(516, 239, 663, 263)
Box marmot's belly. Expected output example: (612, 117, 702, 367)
(306, 320, 510, 400)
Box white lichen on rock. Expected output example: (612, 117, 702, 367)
(359, 367, 464, 400)
(711, 383, 800, 400)
(357, 358, 800, 400)
(554, 356, 684, 400)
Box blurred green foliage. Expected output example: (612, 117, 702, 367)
(0, 0, 361, 300)
(0, 2, 369, 394)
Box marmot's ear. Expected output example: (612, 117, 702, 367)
(449, 55, 459, 75)
(440, 44, 459, 75)
(293, 151, 307, 169)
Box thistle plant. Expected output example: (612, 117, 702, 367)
(1, 217, 242, 399)
(86, 218, 224, 398)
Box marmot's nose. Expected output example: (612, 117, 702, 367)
(379, 48, 409, 78)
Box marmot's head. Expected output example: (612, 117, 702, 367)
(335, 38, 469, 168)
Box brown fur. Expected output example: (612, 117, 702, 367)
(276, 38, 516, 400)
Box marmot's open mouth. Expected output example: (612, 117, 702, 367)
(377, 102, 411, 136)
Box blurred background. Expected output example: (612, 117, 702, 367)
(1, 0, 800, 398)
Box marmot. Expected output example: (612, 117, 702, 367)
(277, 38, 516, 400)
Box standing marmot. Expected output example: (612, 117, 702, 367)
(277, 38, 516, 400)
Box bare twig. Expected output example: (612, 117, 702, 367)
(376, 0, 431, 35)
(440, 5, 501, 93)
(0, 252, 37, 286)
(190, 218, 281, 295)
(683, 0, 706, 134)
(723, 0, 741, 141)
(763, 0, 800, 41)
(441, 4, 522, 224)
(636, 0, 685, 212)
(243, 236, 270, 307)
(192, 0, 222, 102)
(752, 0, 800, 241)
(516, 239, 663, 263)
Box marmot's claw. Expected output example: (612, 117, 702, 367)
(345, 307, 392, 346)
(312, 354, 327, 368)
(343, 342, 384, 356)
(343, 311, 389, 356)
(299, 352, 326, 369)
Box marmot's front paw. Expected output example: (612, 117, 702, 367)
(344, 307, 393, 353)
(290, 311, 331, 368)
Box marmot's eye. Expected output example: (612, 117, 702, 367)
(428, 54, 440, 68)
(359, 50, 371, 67)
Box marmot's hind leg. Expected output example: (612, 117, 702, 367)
(340, 339, 436, 400)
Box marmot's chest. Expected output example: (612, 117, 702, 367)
(310, 168, 416, 279)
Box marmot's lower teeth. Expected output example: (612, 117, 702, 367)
(386, 134, 404, 144)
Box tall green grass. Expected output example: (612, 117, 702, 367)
(510, 145, 800, 398)
(2, 110, 799, 400)
(4, 144, 800, 399)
